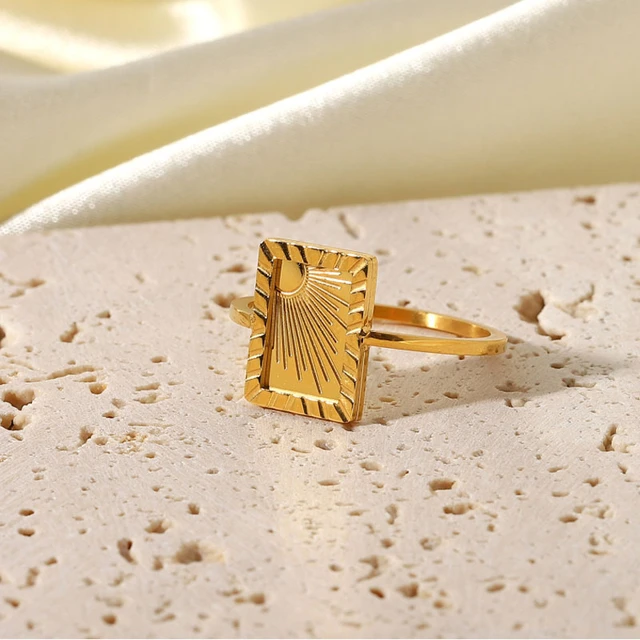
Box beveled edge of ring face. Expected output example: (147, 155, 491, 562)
(242, 238, 378, 423)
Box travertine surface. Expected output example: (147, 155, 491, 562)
(0, 184, 639, 638)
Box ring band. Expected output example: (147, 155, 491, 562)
(231, 297, 506, 357)
(229, 238, 507, 424)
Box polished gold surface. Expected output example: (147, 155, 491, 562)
(232, 238, 507, 423)
(241, 238, 377, 423)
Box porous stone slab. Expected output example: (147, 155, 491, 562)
(0, 183, 639, 638)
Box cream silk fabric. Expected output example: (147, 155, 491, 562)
(1, 0, 639, 234)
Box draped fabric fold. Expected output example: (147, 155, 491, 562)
(1, 0, 639, 234)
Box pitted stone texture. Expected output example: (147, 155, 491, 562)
(0, 183, 638, 638)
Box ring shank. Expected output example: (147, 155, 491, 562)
(366, 304, 506, 356)
(229, 296, 506, 357)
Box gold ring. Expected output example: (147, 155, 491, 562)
(229, 238, 507, 424)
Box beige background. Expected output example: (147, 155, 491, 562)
(0, 183, 638, 637)
(2, 0, 640, 233)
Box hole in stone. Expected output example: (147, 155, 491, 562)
(136, 382, 160, 391)
(574, 195, 596, 205)
(360, 460, 382, 471)
(18, 528, 35, 537)
(443, 502, 473, 515)
(3, 388, 35, 410)
(559, 514, 578, 523)
(117, 538, 136, 564)
(496, 381, 530, 393)
(59, 323, 79, 343)
(136, 393, 160, 404)
(174, 542, 203, 564)
(89, 383, 107, 395)
(1, 413, 16, 430)
(515, 291, 544, 323)
(19, 508, 34, 516)
(318, 479, 339, 486)
(96, 310, 111, 319)
(369, 587, 385, 598)
(151, 356, 167, 363)
(188, 503, 200, 515)
(514, 291, 563, 339)
(398, 583, 419, 598)
(102, 614, 117, 625)
(249, 593, 265, 605)
(429, 478, 455, 492)
(213, 293, 235, 308)
(222, 263, 248, 274)
(78, 426, 94, 446)
(145, 519, 170, 534)
(314, 439, 335, 450)
(386, 504, 398, 525)
(420, 537, 441, 551)
(599, 424, 617, 452)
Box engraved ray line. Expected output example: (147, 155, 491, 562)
(279, 296, 290, 371)
(297, 296, 341, 382)
(291, 297, 313, 374)
(308, 278, 343, 291)
(298, 292, 339, 354)
(308, 276, 351, 288)
(292, 297, 323, 394)
(308, 278, 350, 302)
(308, 268, 350, 282)
(306, 284, 348, 321)
(288, 296, 307, 381)
(274, 295, 283, 365)
(282, 297, 300, 380)
(307, 280, 350, 308)
(307, 269, 351, 287)
(305, 289, 348, 334)
(283, 297, 297, 374)
(306, 300, 348, 334)
(295, 299, 332, 391)
(277, 296, 287, 368)
(295, 297, 334, 385)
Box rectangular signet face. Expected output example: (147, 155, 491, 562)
(243, 238, 377, 423)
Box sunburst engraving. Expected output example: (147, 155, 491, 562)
(270, 264, 352, 400)
(244, 239, 378, 423)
